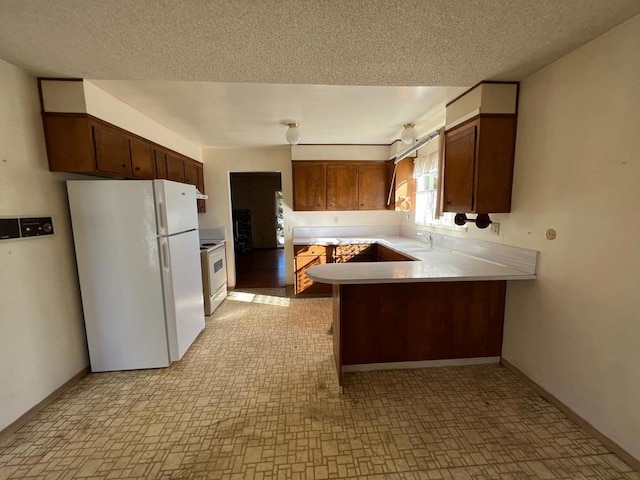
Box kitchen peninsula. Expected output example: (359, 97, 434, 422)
(299, 226, 538, 392)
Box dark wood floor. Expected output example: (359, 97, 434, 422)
(235, 248, 286, 288)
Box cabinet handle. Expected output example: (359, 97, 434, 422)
(446, 200, 452, 204)
(329, 203, 334, 207)
(360, 203, 365, 206)
(121, 164, 127, 168)
(135, 167, 140, 171)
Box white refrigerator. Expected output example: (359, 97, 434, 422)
(67, 179, 205, 372)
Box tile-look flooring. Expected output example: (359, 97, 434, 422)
(0, 289, 637, 480)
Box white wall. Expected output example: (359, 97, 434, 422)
(408, 15, 640, 460)
(502, 15, 640, 460)
(198, 147, 397, 287)
(0, 60, 88, 431)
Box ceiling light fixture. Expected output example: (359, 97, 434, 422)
(400, 123, 418, 145)
(285, 122, 302, 145)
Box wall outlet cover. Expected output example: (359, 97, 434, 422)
(489, 223, 500, 235)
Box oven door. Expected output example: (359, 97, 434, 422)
(208, 246, 227, 295)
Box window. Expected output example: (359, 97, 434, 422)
(413, 134, 461, 230)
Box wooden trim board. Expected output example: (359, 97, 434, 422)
(0, 367, 89, 440)
(501, 358, 639, 472)
(343, 356, 500, 372)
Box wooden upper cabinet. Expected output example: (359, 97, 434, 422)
(358, 163, 388, 210)
(327, 164, 358, 210)
(394, 156, 415, 212)
(443, 121, 477, 212)
(41, 113, 202, 191)
(442, 115, 517, 214)
(293, 162, 326, 210)
(154, 150, 168, 179)
(43, 116, 95, 173)
(92, 123, 132, 177)
(184, 160, 199, 186)
(166, 154, 185, 183)
(129, 138, 155, 179)
(292, 160, 390, 211)
(196, 163, 206, 213)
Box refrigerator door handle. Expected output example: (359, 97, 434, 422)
(158, 201, 166, 232)
(161, 241, 170, 270)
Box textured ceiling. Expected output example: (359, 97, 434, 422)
(1, 1, 639, 86)
(2, 1, 638, 147)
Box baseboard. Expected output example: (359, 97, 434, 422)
(343, 356, 500, 372)
(501, 358, 639, 472)
(0, 366, 89, 440)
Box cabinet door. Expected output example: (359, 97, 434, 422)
(327, 164, 358, 210)
(184, 160, 199, 186)
(166, 154, 185, 183)
(293, 163, 326, 210)
(154, 150, 168, 179)
(43, 116, 95, 173)
(443, 124, 477, 212)
(92, 124, 132, 177)
(196, 163, 206, 213)
(129, 138, 155, 179)
(294, 245, 332, 295)
(394, 157, 415, 212)
(358, 163, 387, 210)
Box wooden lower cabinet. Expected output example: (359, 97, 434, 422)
(376, 245, 412, 262)
(332, 280, 507, 390)
(294, 245, 333, 295)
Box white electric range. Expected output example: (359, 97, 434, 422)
(199, 229, 227, 315)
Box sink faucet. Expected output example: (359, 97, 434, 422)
(416, 231, 433, 249)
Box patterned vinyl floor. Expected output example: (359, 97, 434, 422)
(0, 288, 637, 479)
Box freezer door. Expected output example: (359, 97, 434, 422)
(159, 229, 205, 361)
(66, 180, 170, 371)
(154, 180, 198, 236)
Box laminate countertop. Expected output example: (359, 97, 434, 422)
(300, 235, 537, 284)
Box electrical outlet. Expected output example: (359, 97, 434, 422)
(489, 223, 500, 235)
(333, 216, 339, 224)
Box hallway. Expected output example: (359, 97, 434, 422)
(0, 289, 635, 479)
(235, 249, 286, 288)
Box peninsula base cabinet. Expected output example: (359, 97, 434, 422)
(332, 280, 507, 390)
(42, 113, 207, 213)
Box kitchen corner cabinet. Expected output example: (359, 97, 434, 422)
(292, 161, 391, 211)
(42, 113, 206, 212)
(442, 115, 517, 214)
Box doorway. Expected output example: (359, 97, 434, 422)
(230, 172, 285, 288)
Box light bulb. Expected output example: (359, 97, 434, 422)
(286, 123, 301, 145)
(400, 123, 418, 145)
